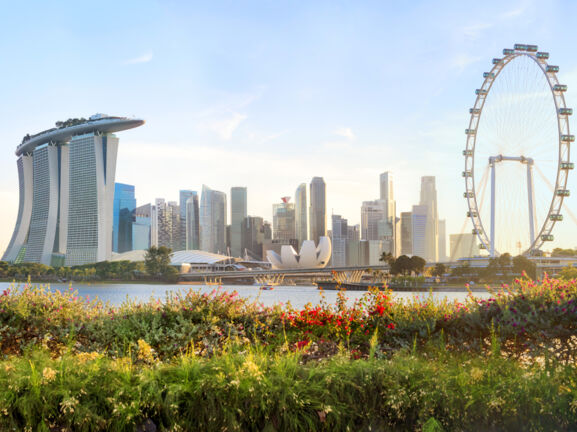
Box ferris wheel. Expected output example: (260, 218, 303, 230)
(463, 44, 573, 257)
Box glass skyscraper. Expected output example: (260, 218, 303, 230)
(3, 115, 144, 265)
(309, 177, 326, 244)
(112, 183, 136, 253)
(230, 187, 247, 257)
(294, 183, 307, 246)
(200, 185, 227, 254)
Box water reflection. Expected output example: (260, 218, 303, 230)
(0, 282, 493, 309)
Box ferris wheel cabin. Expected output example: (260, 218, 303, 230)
(559, 108, 573, 115)
(536, 52, 550, 60)
(554, 84, 568, 92)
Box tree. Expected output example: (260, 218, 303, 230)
(560, 265, 577, 280)
(431, 263, 446, 277)
(391, 255, 412, 276)
(512, 255, 536, 279)
(144, 246, 172, 278)
(379, 252, 395, 267)
(409, 256, 426, 275)
(552, 248, 577, 257)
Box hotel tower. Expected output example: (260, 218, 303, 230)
(2, 114, 144, 266)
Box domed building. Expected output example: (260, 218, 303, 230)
(266, 237, 331, 269)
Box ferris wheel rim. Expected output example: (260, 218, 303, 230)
(463, 45, 572, 256)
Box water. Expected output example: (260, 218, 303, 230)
(0, 281, 493, 309)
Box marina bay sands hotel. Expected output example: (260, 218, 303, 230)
(2, 115, 144, 266)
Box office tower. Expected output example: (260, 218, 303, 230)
(112, 183, 136, 253)
(156, 199, 180, 250)
(179, 190, 196, 251)
(379, 172, 397, 255)
(400, 212, 413, 255)
(295, 183, 308, 245)
(331, 214, 348, 267)
(420, 176, 439, 262)
(346, 224, 361, 266)
(309, 177, 326, 244)
(361, 200, 385, 241)
(2, 115, 144, 265)
(450, 233, 480, 260)
(241, 216, 266, 260)
(273, 197, 296, 241)
(230, 187, 247, 257)
(438, 219, 447, 261)
(150, 204, 158, 247)
(185, 195, 200, 250)
(200, 185, 227, 254)
(411, 205, 428, 259)
(132, 203, 152, 250)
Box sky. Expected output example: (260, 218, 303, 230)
(1, 0, 577, 256)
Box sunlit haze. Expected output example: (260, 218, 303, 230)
(2, 0, 577, 255)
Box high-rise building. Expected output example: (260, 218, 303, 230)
(309, 177, 326, 244)
(185, 194, 200, 250)
(230, 187, 247, 257)
(200, 185, 227, 254)
(411, 205, 428, 259)
(346, 224, 361, 266)
(331, 214, 348, 267)
(156, 199, 180, 250)
(380, 172, 397, 255)
(273, 197, 296, 241)
(361, 200, 385, 241)
(179, 190, 196, 251)
(450, 233, 480, 260)
(112, 183, 136, 254)
(438, 219, 447, 262)
(400, 212, 413, 255)
(295, 183, 308, 245)
(132, 203, 152, 251)
(2, 115, 144, 265)
(420, 176, 438, 262)
(241, 216, 266, 260)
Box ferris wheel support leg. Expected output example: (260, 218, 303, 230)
(490, 162, 496, 257)
(527, 163, 536, 247)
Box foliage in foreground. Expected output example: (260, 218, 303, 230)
(2, 277, 577, 429)
(1, 346, 577, 431)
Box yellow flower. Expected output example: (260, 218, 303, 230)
(3, 364, 14, 373)
(137, 339, 155, 363)
(76, 352, 102, 364)
(42, 367, 57, 382)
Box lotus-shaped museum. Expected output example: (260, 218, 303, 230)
(266, 237, 332, 269)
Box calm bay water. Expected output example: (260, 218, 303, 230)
(0, 281, 492, 309)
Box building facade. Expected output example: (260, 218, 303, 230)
(450, 233, 480, 260)
(379, 171, 397, 256)
(400, 211, 413, 255)
(230, 187, 247, 257)
(411, 205, 428, 259)
(112, 183, 136, 254)
(200, 185, 227, 254)
(309, 177, 326, 244)
(179, 190, 196, 251)
(185, 194, 200, 250)
(132, 203, 152, 251)
(2, 115, 144, 266)
(331, 214, 348, 267)
(294, 183, 307, 245)
(273, 197, 296, 241)
(419, 176, 438, 262)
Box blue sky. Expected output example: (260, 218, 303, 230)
(1, 0, 577, 255)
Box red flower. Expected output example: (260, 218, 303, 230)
(387, 323, 395, 330)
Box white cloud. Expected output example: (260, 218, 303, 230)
(200, 112, 248, 140)
(334, 127, 355, 140)
(500, 5, 526, 20)
(124, 52, 154, 64)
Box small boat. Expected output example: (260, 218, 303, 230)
(259, 284, 274, 291)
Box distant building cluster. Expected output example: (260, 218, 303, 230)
(2, 115, 477, 268)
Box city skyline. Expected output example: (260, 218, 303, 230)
(2, 1, 577, 254)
